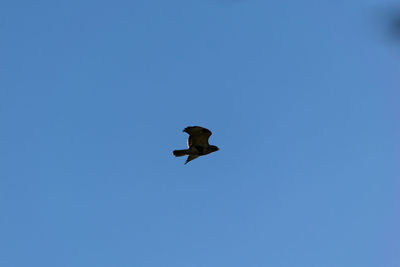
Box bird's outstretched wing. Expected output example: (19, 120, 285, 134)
(183, 126, 212, 148)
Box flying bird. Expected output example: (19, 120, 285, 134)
(388, 10, 400, 40)
(375, 6, 400, 42)
(173, 126, 219, 164)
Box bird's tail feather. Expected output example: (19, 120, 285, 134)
(173, 149, 188, 157)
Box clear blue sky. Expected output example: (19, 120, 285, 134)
(1, 0, 399, 266)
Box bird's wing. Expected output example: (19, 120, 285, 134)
(184, 126, 212, 148)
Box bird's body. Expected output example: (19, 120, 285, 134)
(173, 126, 219, 164)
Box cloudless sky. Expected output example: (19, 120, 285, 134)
(1, 0, 399, 266)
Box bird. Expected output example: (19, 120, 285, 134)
(173, 126, 219, 164)
(376, 6, 400, 42)
(388, 11, 400, 41)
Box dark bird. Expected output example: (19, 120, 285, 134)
(388, 10, 400, 40)
(173, 126, 219, 164)
(375, 6, 400, 42)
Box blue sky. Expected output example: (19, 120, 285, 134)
(0, 0, 399, 266)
